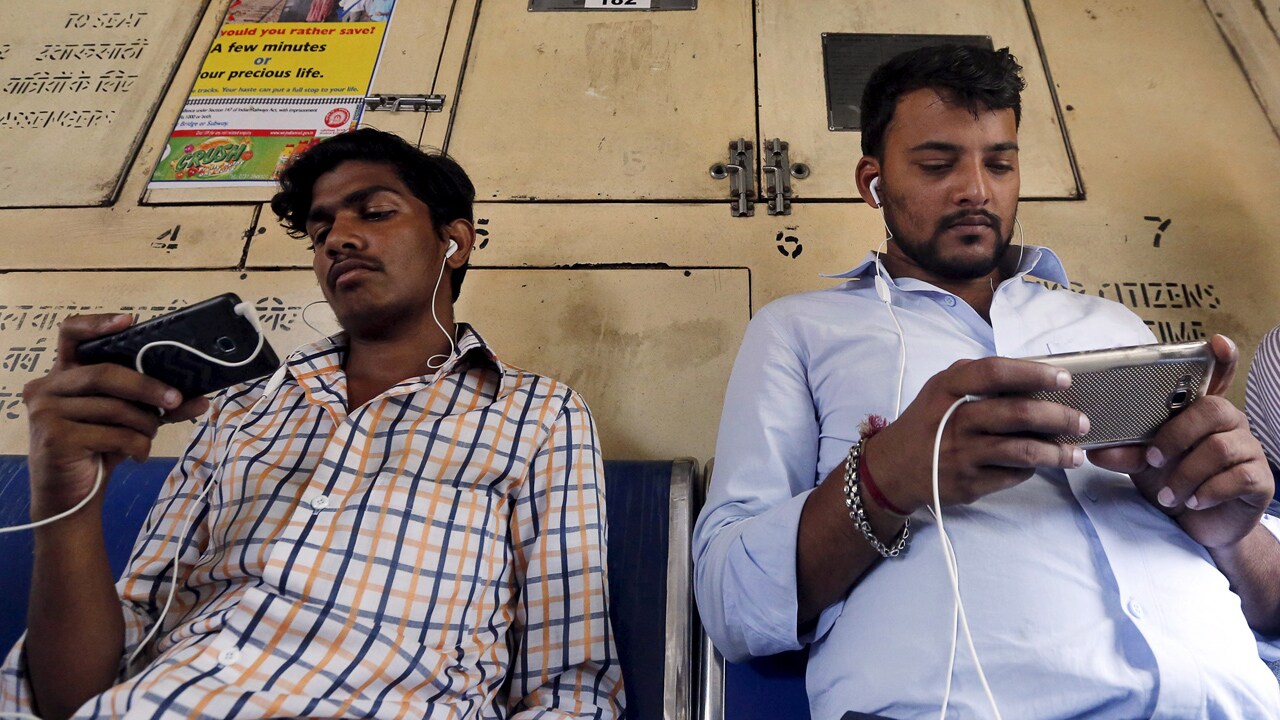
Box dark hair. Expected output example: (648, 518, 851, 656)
(859, 44, 1026, 158)
(270, 127, 476, 300)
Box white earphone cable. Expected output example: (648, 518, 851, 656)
(133, 310, 265, 377)
(426, 246, 458, 371)
(125, 439, 224, 669)
(932, 399, 1002, 720)
(872, 188, 906, 420)
(0, 461, 105, 535)
(300, 299, 330, 336)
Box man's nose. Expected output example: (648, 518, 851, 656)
(322, 214, 363, 254)
(952, 159, 992, 207)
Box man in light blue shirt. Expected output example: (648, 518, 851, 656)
(694, 44, 1280, 719)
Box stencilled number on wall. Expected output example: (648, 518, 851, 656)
(621, 150, 646, 176)
(774, 230, 803, 259)
(585, 0, 653, 8)
(152, 225, 181, 252)
(1143, 215, 1172, 247)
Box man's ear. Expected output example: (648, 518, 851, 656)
(440, 218, 476, 268)
(855, 157, 882, 208)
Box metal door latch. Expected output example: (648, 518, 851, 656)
(362, 94, 446, 113)
(709, 139, 755, 217)
(762, 138, 792, 216)
(761, 138, 809, 216)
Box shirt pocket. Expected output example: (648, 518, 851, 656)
(341, 476, 514, 649)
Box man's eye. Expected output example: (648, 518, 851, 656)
(921, 164, 951, 173)
(364, 209, 393, 220)
(306, 230, 328, 249)
(988, 163, 1015, 174)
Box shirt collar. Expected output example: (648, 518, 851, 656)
(281, 322, 516, 395)
(820, 244, 1069, 288)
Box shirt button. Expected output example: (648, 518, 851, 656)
(309, 494, 330, 513)
(1128, 599, 1145, 619)
(218, 648, 241, 665)
(942, 295, 957, 306)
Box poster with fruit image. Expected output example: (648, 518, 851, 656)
(148, 0, 394, 190)
(152, 98, 358, 183)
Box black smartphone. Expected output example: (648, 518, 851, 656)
(77, 293, 281, 399)
(1019, 341, 1215, 449)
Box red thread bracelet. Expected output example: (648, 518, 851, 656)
(858, 450, 910, 517)
(857, 414, 910, 516)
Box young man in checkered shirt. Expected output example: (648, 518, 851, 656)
(7, 129, 624, 719)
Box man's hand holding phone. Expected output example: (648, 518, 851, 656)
(1087, 335, 1273, 550)
(22, 313, 210, 523)
(861, 357, 1089, 515)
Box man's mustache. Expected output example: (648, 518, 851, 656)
(935, 210, 1002, 237)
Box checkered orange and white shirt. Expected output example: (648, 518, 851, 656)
(1, 325, 624, 719)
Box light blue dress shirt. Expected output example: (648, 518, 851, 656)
(694, 246, 1280, 719)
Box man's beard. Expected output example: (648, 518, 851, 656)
(886, 208, 1016, 280)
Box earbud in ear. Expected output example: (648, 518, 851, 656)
(445, 239, 458, 258)
(869, 177, 883, 208)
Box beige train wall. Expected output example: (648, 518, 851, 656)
(1, 0, 1278, 464)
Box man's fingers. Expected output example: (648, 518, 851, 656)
(1206, 334, 1238, 397)
(45, 363, 182, 412)
(1177, 458, 1269, 509)
(1086, 445, 1149, 474)
(64, 422, 155, 464)
(55, 397, 163, 438)
(54, 313, 132, 370)
(1146, 395, 1242, 470)
(164, 396, 211, 424)
(980, 436, 1084, 471)
(946, 356, 1072, 398)
(1157, 430, 1266, 509)
(966, 396, 1088, 438)
(33, 417, 154, 461)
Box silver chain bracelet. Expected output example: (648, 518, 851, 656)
(843, 440, 910, 558)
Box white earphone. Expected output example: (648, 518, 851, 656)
(427, 237, 459, 370)
(867, 176, 899, 367)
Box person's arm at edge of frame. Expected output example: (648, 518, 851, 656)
(1244, 325, 1280, 472)
(691, 308, 826, 660)
(507, 389, 623, 718)
(16, 314, 208, 720)
(1090, 334, 1280, 636)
